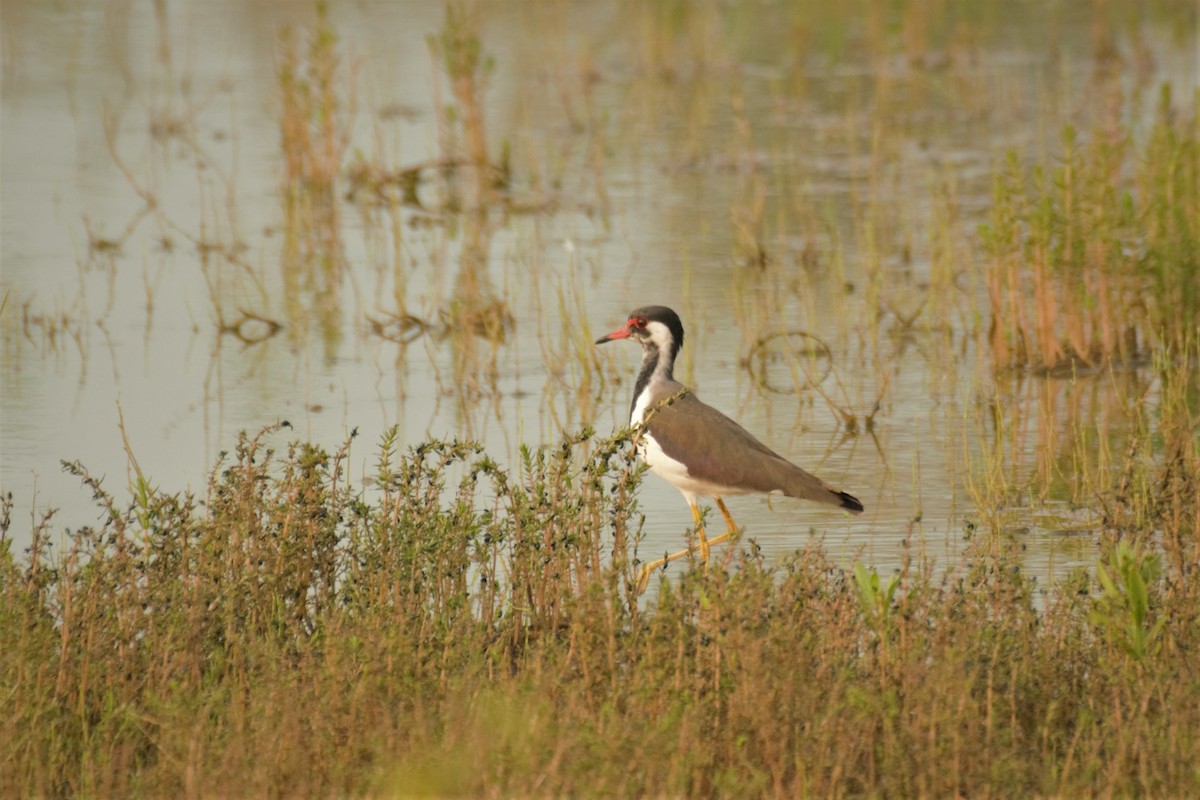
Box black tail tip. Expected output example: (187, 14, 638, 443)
(838, 492, 864, 514)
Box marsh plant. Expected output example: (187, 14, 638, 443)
(3, 394, 1198, 796)
(981, 86, 1198, 373)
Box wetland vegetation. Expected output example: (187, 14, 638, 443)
(2, 0, 1198, 795)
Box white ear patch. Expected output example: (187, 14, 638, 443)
(644, 320, 674, 352)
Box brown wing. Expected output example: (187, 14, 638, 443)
(645, 389, 863, 513)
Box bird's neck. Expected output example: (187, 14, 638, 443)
(630, 341, 677, 422)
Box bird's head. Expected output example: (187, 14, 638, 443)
(595, 305, 685, 356)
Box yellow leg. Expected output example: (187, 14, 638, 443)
(635, 499, 743, 595)
(712, 497, 743, 569)
(635, 502, 708, 594)
(690, 502, 711, 564)
(636, 548, 687, 594)
(701, 497, 742, 550)
(716, 497, 737, 530)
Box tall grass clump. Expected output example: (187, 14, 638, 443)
(981, 85, 1198, 372)
(2, 413, 1199, 796)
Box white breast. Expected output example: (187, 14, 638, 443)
(632, 397, 751, 505)
(630, 390, 652, 427)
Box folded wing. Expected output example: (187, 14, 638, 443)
(644, 390, 864, 513)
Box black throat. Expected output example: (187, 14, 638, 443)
(629, 338, 677, 421)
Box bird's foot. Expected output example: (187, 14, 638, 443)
(632, 523, 744, 596)
(635, 565, 653, 596)
(703, 525, 741, 552)
(633, 542, 696, 595)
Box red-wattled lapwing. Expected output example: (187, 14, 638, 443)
(596, 305, 864, 592)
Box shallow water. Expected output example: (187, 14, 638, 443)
(2, 0, 1195, 591)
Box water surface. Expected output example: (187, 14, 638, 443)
(2, 0, 1195, 590)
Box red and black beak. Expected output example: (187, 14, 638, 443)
(595, 320, 633, 345)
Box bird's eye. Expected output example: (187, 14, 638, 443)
(633, 317, 647, 329)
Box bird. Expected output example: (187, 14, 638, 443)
(595, 305, 863, 592)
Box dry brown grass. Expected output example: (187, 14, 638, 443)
(982, 87, 1198, 373)
(2, 387, 1198, 796)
